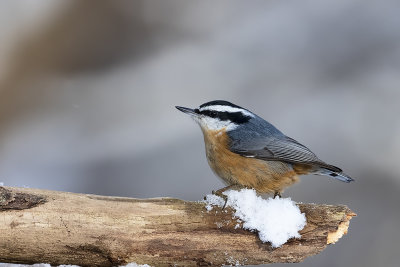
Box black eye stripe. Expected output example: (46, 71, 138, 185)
(199, 110, 217, 118)
(199, 110, 251, 124)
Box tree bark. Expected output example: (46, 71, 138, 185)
(0, 186, 355, 266)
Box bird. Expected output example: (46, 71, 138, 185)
(176, 100, 353, 201)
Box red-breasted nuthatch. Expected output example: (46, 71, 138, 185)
(176, 100, 353, 198)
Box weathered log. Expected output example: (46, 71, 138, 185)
(0, 186, 355, 266)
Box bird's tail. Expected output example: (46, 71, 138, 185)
(315, 164, 354, 183)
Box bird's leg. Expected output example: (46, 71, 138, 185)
(273, 191, 282, 199)
(212, 184, 246, 209)
(211, 186, 230, 209)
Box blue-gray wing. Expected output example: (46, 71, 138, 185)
(228, 126, 341, 172)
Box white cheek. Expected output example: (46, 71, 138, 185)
(196, 116, 238, 131)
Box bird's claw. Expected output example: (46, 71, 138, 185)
(212, 190, 228, 209)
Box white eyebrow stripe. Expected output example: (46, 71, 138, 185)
(199, 105, 255, 117)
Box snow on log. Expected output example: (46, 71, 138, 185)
(0, 186, 355, 267)
(203, 189, 307, 248)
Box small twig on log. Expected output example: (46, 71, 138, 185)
(0, 186, 355, 266)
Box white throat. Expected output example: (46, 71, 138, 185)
(193, 116, 238, 131)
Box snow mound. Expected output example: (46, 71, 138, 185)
(203, 189, 306, 247)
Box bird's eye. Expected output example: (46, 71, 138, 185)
(194, 108, 200, 113)
(201, 110, 219, 118)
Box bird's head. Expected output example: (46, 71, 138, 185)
(176, 100, 254, 131)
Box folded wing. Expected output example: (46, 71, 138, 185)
(229, 130, 342, 173)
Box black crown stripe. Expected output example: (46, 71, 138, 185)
(199, 100, 242, 109)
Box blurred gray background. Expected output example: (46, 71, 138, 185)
(0, 0, 399, 266)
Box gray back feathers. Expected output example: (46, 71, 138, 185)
(228, 115, 341, 171)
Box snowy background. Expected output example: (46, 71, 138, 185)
(1, 1, 400, 266)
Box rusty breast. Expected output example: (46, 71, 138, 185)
(201, 128, 298, 193)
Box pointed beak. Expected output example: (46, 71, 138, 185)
(175, 106, 198, 116)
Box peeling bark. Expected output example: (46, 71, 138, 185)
(0, 186, 355, 266)
(0, 187, 46, 211)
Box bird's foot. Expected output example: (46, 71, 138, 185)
(273, 191, 282, 199)
(211, 185, 247, 209)
(203, 189, 228, 209)
(212, 190, 228, 209)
